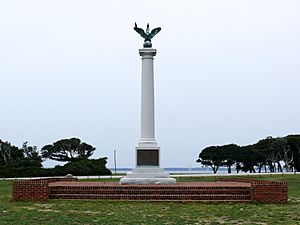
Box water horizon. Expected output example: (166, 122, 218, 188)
(109, 167, 230, 174)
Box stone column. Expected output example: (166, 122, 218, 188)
(139, 48, 157, 147)
(119, 48, 176, 185)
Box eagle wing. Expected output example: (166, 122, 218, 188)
(148, 27, 161, 39)
(134, 26, 147, 39)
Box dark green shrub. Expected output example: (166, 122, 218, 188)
(0, 158, 111, 178)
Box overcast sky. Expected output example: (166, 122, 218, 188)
(0, 0, 299, 169)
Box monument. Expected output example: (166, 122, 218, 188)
(120, 24, 176, 185)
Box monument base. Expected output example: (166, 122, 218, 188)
(120, 143, 177, 185)
(119, 167, 177, 185)
(119, 177, 176, 185)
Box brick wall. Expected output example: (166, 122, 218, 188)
(12, 177, 288, 203)
(13, 178, 78, 201)
(215, 178, 288, 203)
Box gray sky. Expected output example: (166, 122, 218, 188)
(1, 0, 299, 168)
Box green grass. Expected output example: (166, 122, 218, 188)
(1, 175, 300, 225)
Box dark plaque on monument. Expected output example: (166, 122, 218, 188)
(137, 149, 159, 166)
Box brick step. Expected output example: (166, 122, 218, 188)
(49, 187, 250, 195)
(13, 179, 288, 203)
(49, 193, 251, 201)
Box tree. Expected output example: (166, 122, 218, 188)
(196, 134, 300, 174)
(53, 157, 111, 176)
(41, 138, 95, 162)
(218, 144, 240, 174)
(0, 140, 23, 167)
(286, 135, 300, 172)
(274, 137, 292, 172)
(255, 137, 274, 172)
(255, 136, 286, 172)
(197, 146, 223, 174)
(0, 141, 10, 166)
(238, 145, 265, 173)
(21, 142, 43, 167)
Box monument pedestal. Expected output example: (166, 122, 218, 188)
(119, 47, 176, 185)
(120, 146, 176, 185)
(120, 177, 176, 185)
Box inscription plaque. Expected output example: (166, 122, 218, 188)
(137, 149, 159, 166)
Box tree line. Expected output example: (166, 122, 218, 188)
(197, 135, 300, 174)
(0, 137, 111, 178)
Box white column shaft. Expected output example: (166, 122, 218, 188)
(139, 49, 157, 146)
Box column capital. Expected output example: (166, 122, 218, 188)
(139, 48, 157, 58)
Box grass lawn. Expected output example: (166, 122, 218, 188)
(1, 174, 300, 225)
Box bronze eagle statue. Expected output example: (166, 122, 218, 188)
(134, 23, 161, 48)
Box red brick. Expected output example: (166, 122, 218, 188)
(13, 178, 287, 203)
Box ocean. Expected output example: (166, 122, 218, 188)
(109, 167, 231, 174)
